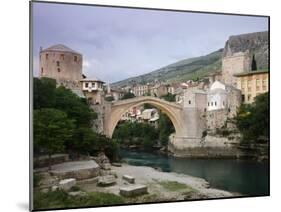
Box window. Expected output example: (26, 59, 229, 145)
(56, 61, 60, 66)
(57, 68, 61, 72)
(46, 54, 48, 59)
(256, 79, 260, 85)
(262, 79, 267, 90)
(223, 101, 225, 106)
(41, 67, 43, 74)
(248, 94, 251, 101)
(211, 102, 213, 106)
(215, 102, 217, 106)
(208, 102, 209, 106)
(60, 54, 64, 60)
(188, 100, 191, 104)
(242, 95, 245, 103)
(74, 55, 78, 62)
(85, 82, 88, 88)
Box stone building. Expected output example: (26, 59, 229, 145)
(207, 81, 228, 111)
(234, 70, 269, 104)
(221, 31, 269, 87)
(150, 83, 168, 97)
(206, 81, 241, 129)
(131, 84, 151, 97)
(183, 88, 207, 112)
(39, 44, 83, 88)
(222, 51, 251, 86)
(105, 85, 125, 101)
(80, 78, 105, 105)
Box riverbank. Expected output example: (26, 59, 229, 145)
(79, 163, 238, 203)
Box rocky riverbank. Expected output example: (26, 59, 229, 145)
(34, 153, 241, 209)
(79, 163, 238, 202)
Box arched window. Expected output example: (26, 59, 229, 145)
(74, 55, 78, 62)
(57, 68, 61, 72)
(56, 61, 60, 66)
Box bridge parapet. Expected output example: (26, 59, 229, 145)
(111, 96, 182, 109)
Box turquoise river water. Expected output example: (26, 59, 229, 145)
(120, 149, 269, 196)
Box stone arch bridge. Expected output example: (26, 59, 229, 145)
(101, 96, 205, 148)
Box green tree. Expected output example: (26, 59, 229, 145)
(236, 92, 269, 143)
(54, 86, 96, 127)
(33, 77, 56, 109)
(158, 112, 175, 145)
(34, 108, 75, 170)
(105, 96, 114, 102)
(121, 92, 135, 100)
(69, 127, 98, 157)
(161, 93, 176, 102)
(251, 55, 257, 71)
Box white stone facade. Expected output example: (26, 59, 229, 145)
(207, 81, 228, 111)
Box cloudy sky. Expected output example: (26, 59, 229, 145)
(32, 2, 268, 83)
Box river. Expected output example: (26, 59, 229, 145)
(119, 149, 269, 196)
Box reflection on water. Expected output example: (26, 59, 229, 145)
(120, 149, 269, 196)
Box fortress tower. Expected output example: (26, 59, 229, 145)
(39, 44, 83, 85)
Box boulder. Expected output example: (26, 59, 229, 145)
(51, 185, 59, 191)
(111, 162, 122, 167)
(59, 178, 76, 191)
(68, 191, 87, 197)
(95, 152, 110, 165)
(119, 184, 148, 197)
(97, 175, 116, 187)
(122, 175, 135, 184)
(100, 170, 117, 178)
(37, 172, 59, 189)
(101, 163, 111, 170)
(50, 160, 100, 180)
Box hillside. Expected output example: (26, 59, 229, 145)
(112, 31, 269, 87)
(112, 49, 223, 87)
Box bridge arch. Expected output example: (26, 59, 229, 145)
(104, 96, 185, 138)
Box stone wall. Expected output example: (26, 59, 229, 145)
(91, 104, 105, 134)
(227, 87, 242, 118)
(206, 109, 228, 130)
(40, 50, 82, 82)
(168, 134, 242, 158)
(222, 52, 251, 86)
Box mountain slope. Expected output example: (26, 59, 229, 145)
(112, 49, 223, 87)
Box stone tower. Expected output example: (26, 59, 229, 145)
(39, 44, 83, 85)
(221, 31, 268, 87)
(222, 51, 251, 86)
